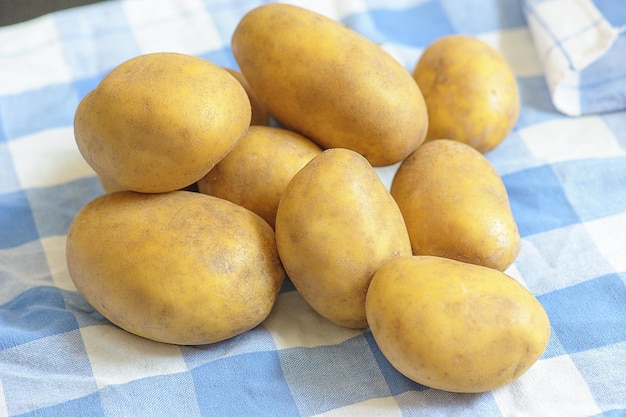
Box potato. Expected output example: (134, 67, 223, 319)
(97, 174, 199, 194)
(74, 52, 251, 193)
(224, 68, 271, 126)
(65, 191, 284, 345)
(231, 3, 428, 167)
(391, 139, 520, 271)
(366, 255, 550, 393)
(275, 148, 412, 328)
(97, 174, 126, 193)
(198, 125, 322, 228)
(413, 35, 520, 153)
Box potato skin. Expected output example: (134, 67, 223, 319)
(198, 125, 322, 228)
(275, 148, 412, 329)
(413, 35, 520, 153)
(74, 52, 251, 193)
(224, 68, 271, 126)
(231, 3, 428, 166)
(391, 139, 520, 271)
(366, 256, 550, 393)
(66, 191, 284, 345)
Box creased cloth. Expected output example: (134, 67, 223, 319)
(521, 0, 626, 115)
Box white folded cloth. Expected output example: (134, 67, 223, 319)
(522, 0, 626, 115)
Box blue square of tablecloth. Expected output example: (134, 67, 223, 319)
(487, 131, 539, 176)
(198, 47, 240, 71)
(0, 190, 40, 249)
(538, 273, 626, 354)
(278, 335, 391, 416)
(0, 325, 96, 416)
(54, 1, 140, 80)
(0, 286, 80, 348)
(0, 84, 79, 142)
(73, 75, 104, 102)
(191, 349, 300, 417)
(441, 0, 526, 33)
(517, 75, 563, 127)
(17, 392, 105, 417)
(504, 164, 581, 237)
(26, 177, 104, 239)
(578, 36, 626, 115)
(553, 157, 626, 222)
(343, 1, 454, 47)
(593, 0, 626, 26)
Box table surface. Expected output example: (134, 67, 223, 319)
(0, 1, 625, 416)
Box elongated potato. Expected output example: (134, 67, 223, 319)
(275, 148, 412, 328)
(66, 191, 284, 345)
(366, 256, 550, 393)
(231, 3, 428, 166)
(391, 139, 520, 271)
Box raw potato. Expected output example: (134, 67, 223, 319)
(413, 35, 520, 153)
(225, 68, 271, 126)
(97, 174, 199, 194)
(275, 148, 412, 329)
(198, 125, 322, 228)
(74, 52, 251, 193)
(66, 191, 285, 345)
(366, 256, 551, 393)
(231, 3, 428, 167)
(97, 174, 126, 193)
(391, 139, 520, 271)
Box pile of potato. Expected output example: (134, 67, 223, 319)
(67, 3, 550, 394)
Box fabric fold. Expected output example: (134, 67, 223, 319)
(521, 0, 626, 116)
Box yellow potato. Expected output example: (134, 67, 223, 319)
(231, 3, 428, 167)
(391, 139, 520, 271)
(198, 125, 322, 228)
(66, 191, 284, 345)
(97, 174, 198, 194)
(97, 174, 126, 193)
(366, 255, 550, 393)
(224, 68, 271, 126)
(74, 52, 251, 193)
(275, 148, 412, 329)
(413, 35, 520, 153)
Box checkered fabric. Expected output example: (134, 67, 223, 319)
(521, 0, 626, 115)
(1, 0, 625, 416)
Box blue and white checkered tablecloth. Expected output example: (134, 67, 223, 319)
(1, 0, 625, 416)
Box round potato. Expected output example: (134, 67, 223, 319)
(198, 125, 322, 228)
(366, 255, 551, 393)
(275, 148, 412, 329)
(66, 190, 285, 345)
(74, 52, 251, 193)
(413, 35, 520, 153)
(232, 3, 428, 166)
(391, 139, 520, 271)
